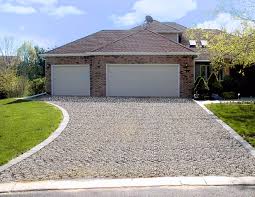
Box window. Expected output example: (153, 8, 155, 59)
(198, 65, 224, 81)
(200, 65, 211, 80)
(189, 40, 196, 48)
(218, 69, 224, 81)
(201, 40, 208, 48)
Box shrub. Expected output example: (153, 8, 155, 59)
(0, 69, 29, 98)
(29, 77, 45, 95)
(194, 76, 203, 88)
(194, 77, 209, 100)
(221, 76, 239, 93)
(208, 72, 223, 94)
(193, 76, 203, 94)
(222, 92, 238, 100)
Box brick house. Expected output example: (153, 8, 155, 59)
(42, 18, 218, 98)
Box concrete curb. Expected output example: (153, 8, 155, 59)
(16, 92, 47, 100)
(0, 101, 70, 173)
(0, 176, 255, 193)
(194, 100, 255, 157)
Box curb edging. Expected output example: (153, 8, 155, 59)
(0, 102, 69, 173)
(0, 176, 255, 193)
(194, 100, 255, 157)
(16, 92, 47, 100)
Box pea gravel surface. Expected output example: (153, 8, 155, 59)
(0, 96, 255, 182)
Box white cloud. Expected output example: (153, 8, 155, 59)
(0, 3, 36, 14)
(112, 0, 197, 26)
(48, 5, 84, 18)
(0, 29, 56, 49)
(0, 0, 84, 17)
(11, 0, 58, 6)
(195, 13, 252, 32)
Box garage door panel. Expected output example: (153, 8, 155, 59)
(107, 64, 179, 97)
(52, 65, 90, 96)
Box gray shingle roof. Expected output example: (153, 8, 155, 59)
(162, 22, 187, 31)
(131, 20, 181, 33)
(47, 30, 132, 54)
(46, 29, 195, 55)
(93, 29, 195, 53)
(45, 21, 220, 57)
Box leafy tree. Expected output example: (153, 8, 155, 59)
(0, 37, 23, 98)
(0, 37, 20, 70)
(185, 25, 255, 73)
(35, 46, 46, 75)
(17, 42, 45, 80)
(218, 0, 255, 23)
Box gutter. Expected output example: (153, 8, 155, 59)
(40, 52, 199, 57)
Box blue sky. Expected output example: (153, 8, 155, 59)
(0, 0, 243, 49)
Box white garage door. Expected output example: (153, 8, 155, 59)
(52, 65, 90, 96)
(106, 64, 179, 97)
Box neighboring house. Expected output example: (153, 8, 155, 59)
(42, 17, 221, 97)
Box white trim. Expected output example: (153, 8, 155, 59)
(51, 64, 90, 96)
(193, 63, 196, 82)
(200, 64, 211, 80)
(106, 64, 180, 97)
(41, 52, 198, 57)
(106, 64, 109, 97)
(1, 176, 255, 193)
(51, 64, 53, 95)
(195, 60, 210, 62)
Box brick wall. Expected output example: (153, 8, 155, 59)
(45, 55, 194, 97)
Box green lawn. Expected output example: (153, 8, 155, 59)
(0, 99, 62, 165)
(206, 103, 255, 147)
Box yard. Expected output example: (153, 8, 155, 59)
(0, 99, 62, 165)
(206, 103, 255, 147)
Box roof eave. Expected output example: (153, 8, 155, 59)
(40, 52, 199, 57)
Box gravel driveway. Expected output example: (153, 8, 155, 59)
(1, 97, 255, 182)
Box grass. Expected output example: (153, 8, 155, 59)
(0, 98, 62, 165)
(206, 103, 255, 147)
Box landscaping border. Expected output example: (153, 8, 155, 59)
(0, 100, 69, 173)
(0, 176, 255, 193)
(16, 92, 47, 100)
(194, 100, 255, 157)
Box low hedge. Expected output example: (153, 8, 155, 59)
(222, 92, 238, 100)
(29, 77, 45, 95)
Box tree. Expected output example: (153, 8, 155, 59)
(185, 25, 255, 73)
(194, 76, 203, 89)
(0, 37, 20, 70)
(207, 72, 222, 94)
(0, 37, 30, 98)
(34, 46, 46, 76)
(17, 42, 45, 80)
(218, 0, 255, 23)
(194, 77, 209, 99)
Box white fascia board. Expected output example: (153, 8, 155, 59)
(40, 52, 198, 57)
(195, 59, 211, 62)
